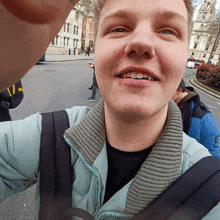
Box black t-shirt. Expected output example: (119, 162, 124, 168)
(104, 140, 154, 204)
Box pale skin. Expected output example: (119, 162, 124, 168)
(95, 0, 189, 152)
(0, 0, 80, 91)
(172, 88, 189, 104)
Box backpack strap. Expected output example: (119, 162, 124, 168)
(132, 156, 220, 220)
(39, 110, 95, 220)
(39, 110, 72, 220)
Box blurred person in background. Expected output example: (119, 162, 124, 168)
(0, 80, 23, 122)
(172, 79, 220, 158)
(87, 62, 98, 101)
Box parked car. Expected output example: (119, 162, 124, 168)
(37, 53, 46, 63)
(186, 61, 195, 69)
(186, 58, 205, 69)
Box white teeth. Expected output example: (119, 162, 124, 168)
(131, 73, 136, 79)
(126, 73, 131, 78)
(120, 72, 155, 80)
(136, 73, 143, 79)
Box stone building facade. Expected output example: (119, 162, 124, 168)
(81, 11, 95, 52)
(46, 3, 84, 55)
(188, 0, 220, 65)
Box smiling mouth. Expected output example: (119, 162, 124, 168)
(118, 72, 156, 81)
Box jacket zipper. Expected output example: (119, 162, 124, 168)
(97, 211, 133, 220)
(64, 135, 102, 216)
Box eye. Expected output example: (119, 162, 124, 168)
(114, 28, 126, 32)
(107, 26, 128, 35)
(159, 28, 179, 38)
(162, 30, 173, 35)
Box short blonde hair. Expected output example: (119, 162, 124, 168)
(93, 0, 194, 40)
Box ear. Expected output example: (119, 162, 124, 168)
(172, 87, 182, 102)
(176, 87, 182, 95)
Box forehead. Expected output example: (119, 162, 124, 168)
(100, 0, 188, 24)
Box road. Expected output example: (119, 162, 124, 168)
(0, 63, 219, 219)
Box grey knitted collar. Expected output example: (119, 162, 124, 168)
(65, 98, 183, 214)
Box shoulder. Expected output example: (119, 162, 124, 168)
(191, 98, 210, 119)
(181, 132, 211, 174)
(65, 105, 92, 127)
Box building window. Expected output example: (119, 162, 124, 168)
(76, 40, 78, 48)
(203, 54, 206, 57)
(197, 35, 200, 39)
(201, 24, 204, 28)
(89, 41, 94, 48)
(82, 40, 85, 49)
(211, 55, 214, 59)
(52, 39, 55, 45)
(56, 36, 59, 45)
(75, 11, 79, 20)
(192, 52, 195, 55)
(205, 45, 209, 51)
(64, 37, 66, 46)
(67, 38, 69, 46)
(73, 39, 75, 47)
(194, 43, 198, 49)
(63, 22, 66, 32)
(203, 12, 207, 19)
(76, 26, 79, 35)
(74, 25, 76, 35)
(67, 23, 70, 33)
(207, 2, 211, 9)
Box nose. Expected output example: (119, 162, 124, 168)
(124, 27, 155, 59)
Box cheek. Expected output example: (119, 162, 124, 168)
(95, 38, 124, 66)
(159, 43, 187, 78)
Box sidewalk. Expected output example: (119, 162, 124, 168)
(45, 54, 95, 62)
(187, 76, 220, 100)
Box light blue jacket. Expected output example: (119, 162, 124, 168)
(0, 99, 219, 219)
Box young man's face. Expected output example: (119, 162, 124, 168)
(0, 0, 78, 91)
(95, 0, 188, 120)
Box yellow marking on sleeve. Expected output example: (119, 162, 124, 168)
(7, 88, 12, 96)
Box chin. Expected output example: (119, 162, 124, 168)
(111, 99, 153, 120)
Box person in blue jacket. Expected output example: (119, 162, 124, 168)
(172, 79, 220, 158)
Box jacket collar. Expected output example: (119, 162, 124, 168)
(65, 98, 183, 214)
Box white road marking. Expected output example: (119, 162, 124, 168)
(186, 76, 220, 102)
(206, 104, 218, 110)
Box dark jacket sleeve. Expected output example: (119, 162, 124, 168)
(0, 80, 24, 110)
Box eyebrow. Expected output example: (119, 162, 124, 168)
(101, 8, 187, 24)
(157, 9, 187, 23)
(101, 10, 130, 22)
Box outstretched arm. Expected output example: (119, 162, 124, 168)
(0, 113, 42, 202)
(0, 0, 80, 91)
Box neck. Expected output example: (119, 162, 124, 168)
(104, 103, 168, 152)
(176, 91, 188, 104)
